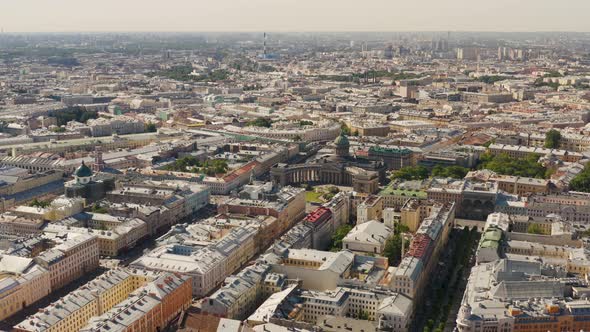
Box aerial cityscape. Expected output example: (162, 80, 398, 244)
(2, 3, 590, 332)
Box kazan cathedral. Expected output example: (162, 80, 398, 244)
(270, 133, 386, 194)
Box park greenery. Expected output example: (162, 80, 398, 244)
(476, 75, 513, 84)
(391, 166, 430, 181)
(383, 223, 410, 265)
(340, 123, 351, 135)
(164, 156, 229, 176)
(330, 224, 354, 251)
(391, 153, 549, 181)
(319, 71, 420, 83)
(324, 186, 340, 201)
(90, 203, 108, 214)
(299, 120, 314, 126)
(391, 165, 470, 181)
(146, 123, 158, 132)
(570, 163, 590, 193)
(527, 224, 546, 235)
(477, 153, 548, 179)
(431, 165, 470, 179)
(49, 106, 98, 126)
(147, 65, 230, 82)
(544, 129, 562, 149)
(421, 227, 479, 332)
(304, 185, 340, 203)
(305, 191, 323, 203)
(246, 117, 273, 128)
(30, 199, 51, 208)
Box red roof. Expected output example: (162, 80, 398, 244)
(304, 207, 332, 224)
(407, 234, 431, 259)
(355, 149, 369, 157)
(222, 161, 260, 182)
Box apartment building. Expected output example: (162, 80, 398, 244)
(390, 203, 455, 300)
(300, 287, 412, 332)
(343, 220, 393, 254)
(34, 233, 100, 291)
(200, 263, 272, 320)
(0, 255, 51, 321)
(357, 195, 383, 225)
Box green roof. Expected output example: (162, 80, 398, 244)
(379, 186, 427, 198)
(483, 228, 502, 242)
(479, 227, 502, 249)
(74, 162, 93, 177)
(334, 133, 350, 147)
(479, 240, 499, 249)
(369, 146, 412, 155)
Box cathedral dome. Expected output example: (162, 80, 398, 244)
(334, 133, 350, 147)
(74, 161, 93, 178)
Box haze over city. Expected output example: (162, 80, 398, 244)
(3, 3, 590, 332)
(2, 0, 590, 32)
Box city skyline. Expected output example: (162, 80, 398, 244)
(2, 0, 590, 33)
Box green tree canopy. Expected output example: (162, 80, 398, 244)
(544, 129, 562, 149)
(391, 166, 430, 181)
(570, 163, 590, 193)
(246, 117, 273, 128)
(478, 153, 547, 179)
(383, 234, 410, 265)
(331, 224, 353, 251)
(432, 165, 469, 179)
(527, 224, 545, 235)
(340, 123, 351, 135)
(146, 123, 157, 132)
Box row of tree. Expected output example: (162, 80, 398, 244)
(246, 117, 273, 128)
(49, 106, 98, 126)
(147, 65, 230, 82)
(391, 165, 470, 181)
(477, 152, 549, 179)
(163, 156, 229, 176)
(570, 163, 590, 193)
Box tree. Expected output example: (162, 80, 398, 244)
(527, 224, 545, 235)
(293, 135, 302, 142)
(146, 123, 157, 132)
(570, 164, 590, 193)
(246, 117, 273, 128)
(432, 165, 469, 179)
(544, 129, 562, 149)
(340, 123, 351, 135)
(30, 199, 50, 208)
(331, 224, 353, 250)
(358, 310, 369, 320)
(477, 153, 548, 179)
(91, 203, 108, 214)
(476, 75, 513, 84)
(383, 234, 409, 265)
(391, 166, 430, 181)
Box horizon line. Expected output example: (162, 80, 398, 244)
(1, 30, 590, 34)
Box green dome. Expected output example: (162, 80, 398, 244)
(334, 133, 350, 147)
(74, 161, 93, 178)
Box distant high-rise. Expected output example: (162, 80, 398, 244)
(384, 45, 394, 59)
(457, 47, 479, 61)
(263, 32, 267, 57)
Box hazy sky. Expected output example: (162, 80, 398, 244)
(1, 0, 590, 33)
